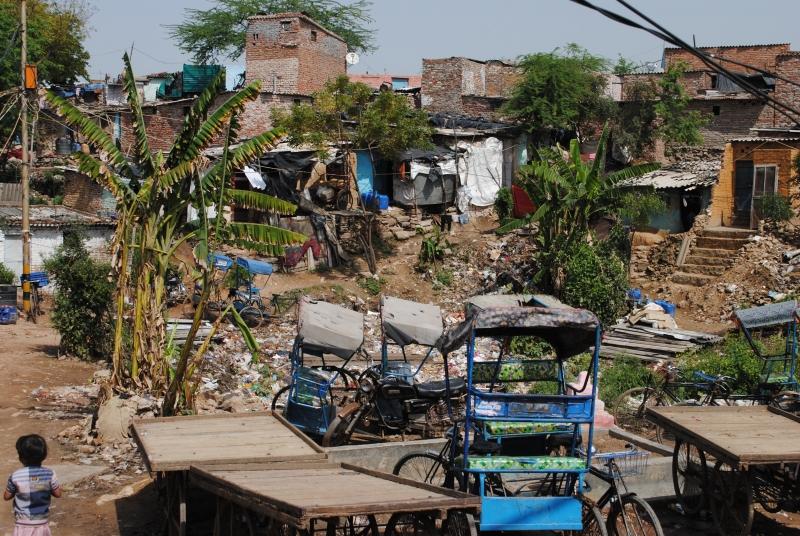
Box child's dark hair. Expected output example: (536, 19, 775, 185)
(16, 435, 48, 466)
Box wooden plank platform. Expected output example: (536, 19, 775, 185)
(132, 412, 325, 472)
(647, 405, 800, 466)
(189, 461, 480, 527)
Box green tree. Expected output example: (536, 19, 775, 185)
(43, 231, 114, 360)
(502, 44, 615, 138)
(169, 0, 374, 64)
(499, 127, 659, 293)
(0, 0, 90, 90)
(46, 54, 305, 414)
(656, 62, 708, 147)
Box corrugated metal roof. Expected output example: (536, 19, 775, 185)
(619, 166, 719, 191)
(0, 183, 22, 207)
(730, 137, 800, 142)
(0, 206, 114, 228)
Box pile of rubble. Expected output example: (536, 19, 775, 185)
(377, 206, 455, 240)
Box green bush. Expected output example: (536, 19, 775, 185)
(0, 262, 14, 284)
(434, 269, 453, 288)
(758, 194, 794, 223)
(494, 186, 514, 221)
(43, 232, 114, 360)
(358, 275, 385, 296)
(562, 241, 628, 326)
(598, 356, 655, 404)
(679, 333, 775, 394)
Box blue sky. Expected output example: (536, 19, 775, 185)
(84, 0, 800, 80)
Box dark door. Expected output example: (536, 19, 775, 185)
(734, 160, 754, 228)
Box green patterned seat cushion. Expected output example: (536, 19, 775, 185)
(467, 456, 585, 471)
(484, 421, 571, 436)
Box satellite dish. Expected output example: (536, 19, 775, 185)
(346, 52, 360, 66)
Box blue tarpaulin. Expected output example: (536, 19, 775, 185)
(211, 253, 233, 271)
(356, 150, 373, 194)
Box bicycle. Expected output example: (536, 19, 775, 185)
(610, 365, 733, 443)
(585, 447, 664, 536)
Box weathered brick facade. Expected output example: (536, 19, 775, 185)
(421, 57, 520, 120)
(664, 44, 789, 73)
(62, 170, 106, 214)
(245, 12, 346, 96)
(758, 52, 800, 129)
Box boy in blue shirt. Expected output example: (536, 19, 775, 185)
(4, 434, 61, 536)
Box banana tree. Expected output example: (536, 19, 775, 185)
(499, 126, 659, 292)
(45, 54, 305, 409)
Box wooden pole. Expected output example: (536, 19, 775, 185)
(20, 0, 31, 318)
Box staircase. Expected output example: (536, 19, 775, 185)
(672, 227, 755, 286)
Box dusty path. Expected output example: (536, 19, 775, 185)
(0, 318, 158, 536)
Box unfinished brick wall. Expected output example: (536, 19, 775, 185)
(62, 171, 105, 213)
(757, 53, 800, 128)
(245, 13, 346, 96)
(421, 57, 519, 119)
(689, 100, 769, 148)
(118, 101, 188, 152)
(237, 93, 310, 139)
(664, 44, 789, 72)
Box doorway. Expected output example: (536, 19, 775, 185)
(733, 160, 754, 228)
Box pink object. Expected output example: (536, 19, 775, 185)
(14, 524, 52, 536)
(567, 371, 616, 429)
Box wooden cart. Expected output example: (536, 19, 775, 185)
(190, 461, 480, 536)
(647, 405, 800, 536)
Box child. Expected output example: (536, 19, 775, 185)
(4, 435, 61, 536)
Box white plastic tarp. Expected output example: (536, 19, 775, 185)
(243, 166, 267, 190)
(298, 297, 364, 358)
(381, 296, 443, 347)
(457, 137, 503, 207)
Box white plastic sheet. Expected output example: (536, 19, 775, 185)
(243, 166, 267, 190)
(456, 137, 503, 207)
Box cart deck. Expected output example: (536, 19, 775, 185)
(131, 411, 325, 472)
(647, 405, 800, 466)
(190, 461, 480, 529)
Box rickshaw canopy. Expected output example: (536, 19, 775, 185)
(236, 256, 274, 276)
(211, 253, 233, 272)
(474, 306, 600, 359)
(735, 300, 798, 330)
(465, 294, 567, 314)
(298, 298, 365, 358)
(381, 295, 443, 347)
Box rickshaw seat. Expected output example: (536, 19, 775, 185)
(484, 421, 571, 436)
(415, 378, 466, 398)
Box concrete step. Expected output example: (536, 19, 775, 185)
(702, 227, 755, 239)
(680, 263, 726, 276)
(683, 254, 729, 266)
(695, 236, 751, 250)
(690, 247, 731, 259)
(672, 272, 716, 286)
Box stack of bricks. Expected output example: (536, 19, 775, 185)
(378, 207, 435, 241)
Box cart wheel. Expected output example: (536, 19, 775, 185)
(771, 390, 800, 413)
(751, 465, 782, 513)
(672, 439, 707, 515)
(611, 387, 669, 443)
(606, 493, 664, 536)
(443, 511, 477, 536)
(709, 461, 753, 536)
(318, 366, 359, 403)
(322, 516, 378, 536)
(393, 453, 456, 489)
(384, 512, 436, 536)
(321, 415, 354, 447)
(239, 305, 264, 329)
(271, 385, 291, 412)
(580, 501, 608, 536)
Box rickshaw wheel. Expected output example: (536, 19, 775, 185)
(606, 493, 664, 536)
(384, 512, 437, 536)
(321, 415, 355, 447)
(611, 387, 669, 443)
(752, 465, 782, 513)
(672, 439, 707, 515)
(443, 511, 477, 536)
(270, 385, 291, 412)
(238, 305, 264, 328)
(709, 461, 753, 536)
(320, 516, 378, 536)
(577, 500, 608, 536)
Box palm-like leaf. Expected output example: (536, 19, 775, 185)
(224, 222, 305, 248)
(122, 53, 155, 178)
(73, 152, 135, 205)
(202, 128, 285, 191)
(227, 189, 297, 216)
(44, 92, 133, 176)
(167, 70, 226, 167)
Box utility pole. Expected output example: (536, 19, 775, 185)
(19, 0, 31, 318)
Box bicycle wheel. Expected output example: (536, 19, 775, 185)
(238, 305, 264, 329)
(580, 502, 608, 536)
(443, 511, 477, 536)
(28, 288, 39, 323)
(708, 461, 753, 536)
(672, 439, 707, 516)
(271, 385, 291, 412)
(606, 493, 664, 536)
(611, 387, 668, 442)
(393, 453, 453, 488)
(318, 366, 359, 404)
(384, 512, 437, 536)
(319, 516, 378, 536)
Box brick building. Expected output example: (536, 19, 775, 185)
(619, 43, 800, 150)
(420, 57, 520, 121)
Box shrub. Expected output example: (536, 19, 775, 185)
(598, 356, 655, 404)
(758, 194, 794, 223)
(494, 187, 514, 221)
(43, 232, 114, 360)
(0, 262, 14, 284)
(562, 241, 628, 326)
(417, 228, 450, 270)
(679, 333, 772, 395)
(358, 275, 384, 296)
(434, 269, 453, 288)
